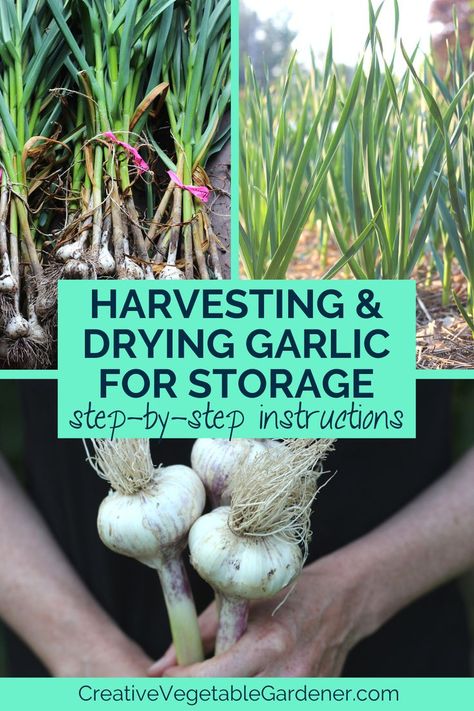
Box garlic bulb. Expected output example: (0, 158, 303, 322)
(189, 438, 335, 655)
(191, 438, 280, 506)
(56, 234, 89, 262)
(0, 260, 16, 293)
(87, 439, 206, 665)
(4, 313, 29, 339)
(189, 507, 302, 600)
(159, 265, 185, 280)
(96, 242, 116, 276)
(62, 258, 93, 279)
(190, 506, 302, 654)
(117, 256, 144, 280)
(97, 464, 205, 568)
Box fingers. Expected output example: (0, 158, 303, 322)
(148, 645, 177, 677)
(162, 629, 270, 678)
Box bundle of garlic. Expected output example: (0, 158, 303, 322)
(0, 0, 231, 370)
(188, 438, 335, 655)
(86, 438, 205, 665)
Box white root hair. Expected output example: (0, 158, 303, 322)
(228, 439, 335, 557)
(85, 439, 156, 495)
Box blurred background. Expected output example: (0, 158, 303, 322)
(240, 0, 473, 81)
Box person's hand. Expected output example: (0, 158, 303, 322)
(150, 447, 474, 678)
(148, 552, 374, 678)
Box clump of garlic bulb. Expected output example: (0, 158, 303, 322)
(189, 438, 335, 655)
(86, 439, 205, 665)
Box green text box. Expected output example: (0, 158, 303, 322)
(0, 678, 473, 710)
(57, 280, 416, 439)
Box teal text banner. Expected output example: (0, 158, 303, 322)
(57, 280, 416, 439)
(0, 678, 473, 710)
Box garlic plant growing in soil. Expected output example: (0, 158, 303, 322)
(86, 438, 206, 665)
(239, 54, 367, 280)
(191, 438, 281, 506)
(240, 4, 474, 338)
(189, 438, 335, 655)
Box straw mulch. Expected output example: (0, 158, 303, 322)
(285, 229, 474, 370)
(416, 272, 473, 370)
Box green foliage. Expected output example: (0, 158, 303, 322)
(239, 1, 474, 332)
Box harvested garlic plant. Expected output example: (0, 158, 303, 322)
(189, 438, 335, 654)
(87, 438, 205, 665)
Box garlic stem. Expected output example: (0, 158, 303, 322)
(147, 179, 174, 243)
(157, 556, 204, 665)
(215, 596, 248, 656)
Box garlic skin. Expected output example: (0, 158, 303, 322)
(97, 464, 205, 567)
(4, 313, 29, 339)
(62, 258, 94, 279)
(189, 507, 302, 600)
(191, 439, 281, 506)
(0, 256, 16, 293)
(159, 265, 185, 280)
(96, 244, 116, 275)
(117, 256, 144, 280)
(35, 281, 57, 319)
(56, 236, 88, 262)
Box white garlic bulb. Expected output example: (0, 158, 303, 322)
(191, 438, 281, 506)
(96, 243, 116, 275)
(189, 507, 302, 600)
(98, 464, 205, 567)
(62, 258, 93, 279)
(4, 313, 29, 339)
(0, 255, 16, 292)
(159, 265, 185, 280)
(56, 235, 88, 262)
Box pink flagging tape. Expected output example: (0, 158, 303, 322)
(167, 169, 210, 203)
(103, 132, 149, 174)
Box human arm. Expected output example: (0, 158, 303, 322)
(0, 454, 152, 676)
(150, 447, 474, 677)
